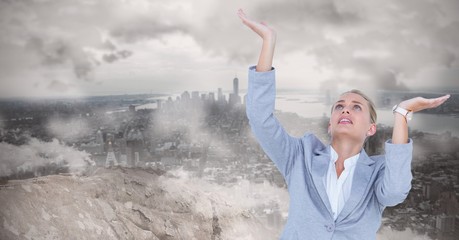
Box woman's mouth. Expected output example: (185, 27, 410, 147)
(338, 118, 353, 124)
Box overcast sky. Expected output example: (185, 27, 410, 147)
(0, 0, 458, 98)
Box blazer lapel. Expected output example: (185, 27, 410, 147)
(336, 149, 375, 222)
(310, 146, 333, 217)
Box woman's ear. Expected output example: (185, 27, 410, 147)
(328, 122, 331, 134)
(367, 124, 376, 137)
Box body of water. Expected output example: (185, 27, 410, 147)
(275, 93, 459, 137)
(135, 91, 458, 137)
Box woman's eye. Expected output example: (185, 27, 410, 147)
(353, 105, 362, 111)
(335, 104, 343, 110)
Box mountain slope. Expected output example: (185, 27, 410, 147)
(0, 168, 282, 240)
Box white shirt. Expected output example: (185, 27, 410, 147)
(325, 146, 360, 220)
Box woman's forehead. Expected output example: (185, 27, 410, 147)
(336, 92, 368, 103)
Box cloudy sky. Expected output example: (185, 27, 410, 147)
(0, 0, 458, 98)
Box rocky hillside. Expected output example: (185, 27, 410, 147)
(0, 168, 283, 240)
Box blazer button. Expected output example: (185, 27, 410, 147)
(325, 224, 335, 232)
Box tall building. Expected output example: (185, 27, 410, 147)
(95, 129, 105, 153)
(134, 152, 140, 167)
(423, 181, 441, 201)
(230, 76, 241, 105)
(436, 214, 455, 233)
(119, 154, 128, 167)
(233, 76, 239, 96)
(208, 92, 215, 102)
(218, 88, 223, 102)
(201, 93, 207, 101)
(105, 141, 118, 168)
(191, 91, 200, 101)
(191, 91, 200, 107)
(126, 146, 133, 166)
(156, 99, 162, 109)
(125, 128, 144, 167)
(96, 129, 104, 145)
(181, 91, 191, 103)
(129, 105, 136, 112)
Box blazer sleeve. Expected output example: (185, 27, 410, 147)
(374, 139, 413, 207)
(246, 66, 303, 179)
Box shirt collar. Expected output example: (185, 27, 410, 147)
(330, 146, 360, 168)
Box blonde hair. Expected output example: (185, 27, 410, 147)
(331, 89, 377, 124)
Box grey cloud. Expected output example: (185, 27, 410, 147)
(300, 0, 459, 92)
(109, 16, 188, 43)
(188, 0, 459, 92)
(1, 0, 458, 97)
(117, 50, 132, 58)
(25, 37, 66, 66)
(74, 60, 94, 81)
(102, 53, 117, 63)
(188, 0, 363, 63)
(0, 137, 94, 178)
(102, 50, 133, 63)
(102, 40, 117, 51)
(24, 35, 97, 81)
(46, 117, 93, 142)
(0, 0, 149, 88)
(375, 71, 408, 91)
(255, 0, 362, 27)
(47, 79, 72, 92)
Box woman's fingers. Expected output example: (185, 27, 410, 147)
(238, 9, 250, 23)
(430, 94, 450, 108)
(400, 94, 450, 113)
(238, 9, 272, 39)
(436, 94, 450, 103)
(402, 95, 450, 112)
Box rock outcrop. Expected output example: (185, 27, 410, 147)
(0, 168, 281, 240)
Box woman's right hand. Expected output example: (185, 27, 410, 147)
(237, 9, 276, 43)
(237, 9, 276, 72)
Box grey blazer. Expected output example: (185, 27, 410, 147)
(246, 66, 413, 240)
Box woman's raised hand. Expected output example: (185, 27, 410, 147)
(399, 94, 450, 113)
(237, 9, 276, 72)
(237, 9, 276, 42)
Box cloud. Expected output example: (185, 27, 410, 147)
(109, 15, 188, 43)
(0, 0, 138, 96)
(0, 0, 458, 97)
(46, 79, 73, 92)
(102, 50, 133, 63)
(0, 137, 95, 178)
(202, 0, 459, 92)
(46, 117, 94, 142)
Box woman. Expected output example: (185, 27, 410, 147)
(238, 9, 450, 240)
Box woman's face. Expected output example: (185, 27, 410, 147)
(329, 92, 376, 142)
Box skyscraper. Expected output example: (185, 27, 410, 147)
(208, 92, 215, 102)
(181, 91, 191, 103)
(105, 141, 118, 168)
(230, 76, 241, 105)
(233, 76, 239, 96)
(191, 91, 200, 101)
(218, 88, 223, 102)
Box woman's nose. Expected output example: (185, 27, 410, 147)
(342, 109, 350, 114)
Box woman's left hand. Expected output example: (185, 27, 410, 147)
(398, 94, 450, 113)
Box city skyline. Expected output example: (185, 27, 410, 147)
(1, 83, 458, 239)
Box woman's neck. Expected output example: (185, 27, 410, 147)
(330, 138, 363, 162)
